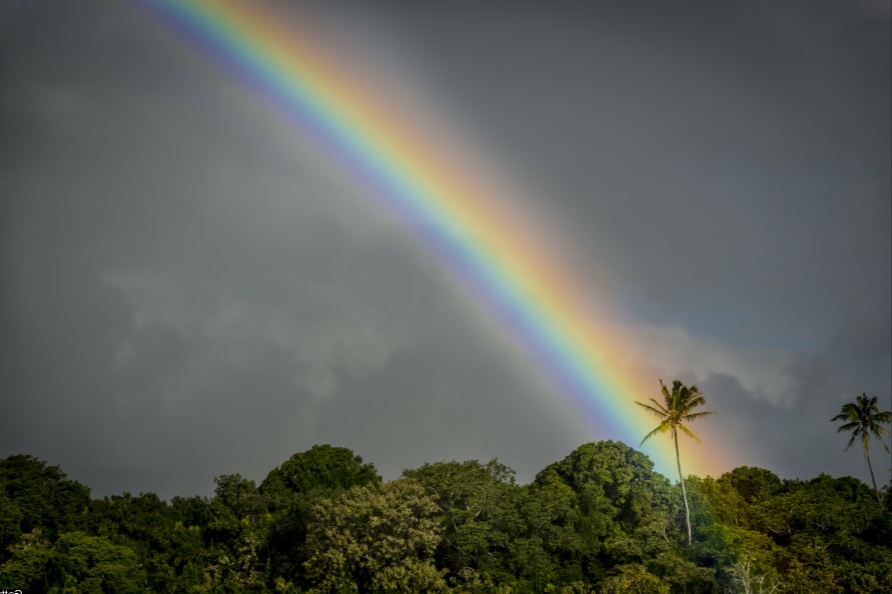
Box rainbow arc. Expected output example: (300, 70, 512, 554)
(140, 0, 729, 480)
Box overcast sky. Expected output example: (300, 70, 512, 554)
(1, 0, 890, 500)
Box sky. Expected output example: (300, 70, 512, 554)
(1, 0, 890, 500)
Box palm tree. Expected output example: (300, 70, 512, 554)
(637, 379, 715, 545)
(831, 393, 891, 503)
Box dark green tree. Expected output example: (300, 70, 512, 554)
(51, 531, 146, 593)
(831, 393, 892, 503)
(203, 474, 273, 592)
(260, 445, 381, 588)
(762, 474, 891, 593)
(261, 444, 380, 498)
(636, 379, 715, 546)
(535, 441, 681, 586)
(0, 454, 91, 551)
(0, 530, 146, 593)
(0, 483, 24, 560)
(403, 459, 522, 585)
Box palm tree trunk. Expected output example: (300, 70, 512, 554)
(864, 441, 881, 503)
(675, 428, 692, 546)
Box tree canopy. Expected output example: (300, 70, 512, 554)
(1, 442, 889, 593)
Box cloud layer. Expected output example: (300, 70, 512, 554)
(1, 0, 889, 498)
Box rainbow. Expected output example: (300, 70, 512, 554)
(136, 0, 728, 480)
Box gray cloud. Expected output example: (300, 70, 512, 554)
(1, 0, 889, 498)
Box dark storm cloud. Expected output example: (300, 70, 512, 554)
(1, 0, 889, 498)
(374, 0, 891, 342)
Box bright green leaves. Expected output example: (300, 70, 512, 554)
(1, 442, 889, 593)
(303, 479, 446, 593)
(597, 565, 669, 594)
(403, 459, 519, 573)
(201, 474, 273, 592)
(0, 530, 145, 593)
(51, 531, 146, 593)
(0, 528, 54, 590)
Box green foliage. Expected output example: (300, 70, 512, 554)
(403, 460, 521, 578)
(261, 444, 381, 498)
(50, 531, 146, 593)
(0, 454, 91, 555)
(535, 440, 679, 577)
(303, 478, 446, 593)
(0, 528, 54, 590)
(722, 467, 784, 505)
(597, 564, 669, 594)
(198, 474, 274, 592)
(831, 393, 892, 503)
(691, 471, 892, 593)
(259, 445, 382, 589)
(0, 529, 146, 593)
(636, 379, 715, 546)
(1, 441, 890, 594)
(0, 484, 24, 560)
(535, 441, 675, 530)
(91, 491, 171, 551)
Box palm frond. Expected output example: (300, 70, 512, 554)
(874, 411, 892, 424)
(683, 394, 707, 408)
(640, 422, 670, 446)
(869, 424, 891, 453)
(835, 421, 861, 433)
(678, 423, 701, 443)
(636, 399, 668, 418)
(868, 424, 890, 437)
(831, 412, 853, 423)
(682, 411, 716, 422)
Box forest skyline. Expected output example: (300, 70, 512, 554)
(2, 440, 890, 592)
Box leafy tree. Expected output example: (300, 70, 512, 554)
(170, 494, 214, 530)
(750, 474, 892, 592)
(303, 478, 446, 593)
(726, 557, 784, 594)
(0, 454, 91, 548)
(402, 459, 520, 581)
(535, 441, 679, 586)
(722, 467, 784, 506)
(0, 528, 54, 591)
(831, 393, 892, 503)
(0, 483, 24, 561)
(0, 529, 146, 593)
(165, 494, 217, 592)
(50, 531, 146, 593)
(201, 474, 273, 592)
(90, 492, 171, 552)
(5, 441, 892, 593)
(597, 564, 669, 594)
(636, 379, 715, 545)
(260, 445, 381, 588)
(261, 444, 380, 498)
(511, 481, 581, 589)
(88, 491, 189, 593)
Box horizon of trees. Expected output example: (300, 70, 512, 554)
(1, 438, 890, 593)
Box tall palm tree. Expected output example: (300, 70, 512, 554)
(831, 393, 891, 503)
(637, 379, 715, 545)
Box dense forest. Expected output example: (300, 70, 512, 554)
(1, 439, 890, 594)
